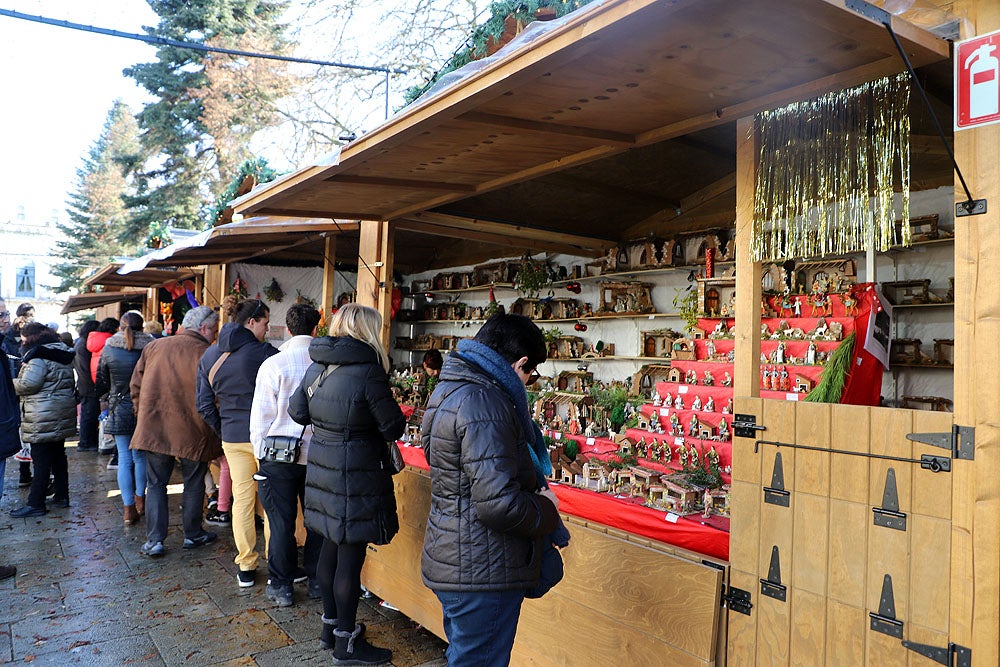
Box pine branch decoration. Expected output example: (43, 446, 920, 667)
(803, 332, 855, 403)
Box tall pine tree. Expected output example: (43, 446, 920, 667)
(53, 101, 142, 293)
(124, 0, 291, 238)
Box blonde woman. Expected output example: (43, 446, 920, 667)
(289, 303, 405, 666)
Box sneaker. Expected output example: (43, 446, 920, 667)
(139, 541, 165, 557)
(237, 569, 256, 588)
(207, 492, 219, 510)
(10, 506, 47, 518)
(13, 447, 31, 462)
(265, 583, 294, 607)
(204, 508, 231, 525)
(107, 454, 119, 471)
(293, 567, 308, 584)
(182, 531, 217, 549)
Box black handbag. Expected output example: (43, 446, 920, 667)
(262, 428, 305, 464)
(104, 393, 136, 434)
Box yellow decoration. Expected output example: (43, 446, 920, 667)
(752, 73, 911, 262)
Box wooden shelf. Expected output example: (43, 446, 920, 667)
(550, 262, 734, 287)
(890, 363, 954, 370)
(891, 302, 954, 309)
(542, 356, 672, 363)
(402, 312, 679, 325)
(406, 282, 516, 295)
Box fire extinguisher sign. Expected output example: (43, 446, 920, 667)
(956, 30, 1000, 130)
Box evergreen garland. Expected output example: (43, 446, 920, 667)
(803, 332, 856, 403)
(403, 0, 594, 105)
(211, 157, 279, 227)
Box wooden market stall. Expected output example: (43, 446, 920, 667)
(201, 0, 997, 663)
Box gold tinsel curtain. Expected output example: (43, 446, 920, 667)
(751, 73, 911, 262)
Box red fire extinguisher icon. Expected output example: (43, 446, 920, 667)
(965, 43, 999, 120)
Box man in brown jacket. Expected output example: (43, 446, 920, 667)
(131, 306, 223, 557)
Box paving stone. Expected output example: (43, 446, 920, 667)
(20, 633, 166, 666)
(151, 608, 292, 666)
(0, 622, 12, 664)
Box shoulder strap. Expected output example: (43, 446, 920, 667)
(207, 351, 231, 388)
(307, 363, 340, 399)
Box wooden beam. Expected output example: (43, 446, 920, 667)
(624, 172, 736, 238)
(405, 211, 616, 251)
(542, 173, 680, 210)
(394, 219, 603, 257)
(247, 207, 378, 221)
(733, 117, 761, 399)
(457, 111, 636, 145)
(377, 223, 395, 351)
(324, 174, 476, 192)
(320, 236, 337, 322)
(356, 220, 385, 309)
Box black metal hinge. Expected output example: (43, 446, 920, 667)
(869, 574, 903, 638)
(872, 468, 906, 531)
(759, 546, 786, 602)
(907, 425, 975, 464)
(764, 452, 790, 507)
(722, 584, 753, 616)
(902, 641, 972, 667)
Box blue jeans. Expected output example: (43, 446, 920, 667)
(435, 589, 524, 667)
(114, 435, 146, 506)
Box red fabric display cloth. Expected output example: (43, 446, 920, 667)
(397, 438, 730, 561)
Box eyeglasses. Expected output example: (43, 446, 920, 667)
(525, 369, 540, 387)
(0, 312, 8, 319)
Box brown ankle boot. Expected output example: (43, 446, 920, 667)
(134, 496, 145, 516)
(124, 505, 139, 525)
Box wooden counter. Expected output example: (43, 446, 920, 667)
(362, 466, 729, 665)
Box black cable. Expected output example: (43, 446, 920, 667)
(0, 8, 406, 75)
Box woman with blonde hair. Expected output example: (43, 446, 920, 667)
(289, 303, 404, 665)
(96, 311, 155, 525)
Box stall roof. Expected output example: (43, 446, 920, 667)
(82, 263, 200, 290)
(61, 290, 147, 315)
(232, 0, 949, 255)
(119, 217, 359, 273)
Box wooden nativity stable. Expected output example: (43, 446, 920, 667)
(112, 0, 1000, 663)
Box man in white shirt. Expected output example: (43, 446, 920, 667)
(250, 304, 323, 608)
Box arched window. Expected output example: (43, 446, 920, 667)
(705, 288, 720, 314)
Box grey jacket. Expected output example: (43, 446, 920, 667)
(14, 342, 77, 444)
(420, 354, 559, 592)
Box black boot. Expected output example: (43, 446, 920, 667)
(320, 616, 365, 650)
(332, 624, 390, 665)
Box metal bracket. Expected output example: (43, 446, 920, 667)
(845, 0, 890, 24)
(764, 452, 790, 507)
(759, 546, 786, 602)
(869, 574, 903, 638)
(902, 641, 972, 667)
(734, 414, 766, 439)
(907, 425, 975, 462)
(873, 468, 906, 531)
(723, 585, 753, 616)
(955, 199, 987, 217)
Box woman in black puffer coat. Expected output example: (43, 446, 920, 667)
(10, 323, 77, 518)
(289, 303, 404, 666)
(96, 312, 155, 526)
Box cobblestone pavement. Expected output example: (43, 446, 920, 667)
(0, 444, 447, 666)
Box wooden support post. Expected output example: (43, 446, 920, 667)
(145, 287, 158, 323)
(320, 235, 337, 323)
(951, 2, 1000, 661)
(356, 220, 395, 351)
(734, 116, 762, 398)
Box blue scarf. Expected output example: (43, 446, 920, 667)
(455, 339, 551, 485)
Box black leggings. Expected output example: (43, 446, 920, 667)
(317, 539, 368, 632)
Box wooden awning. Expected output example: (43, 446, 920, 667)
(61, 290, 148, 315)
(118, 217, 359, 273)
(232, 0, 948, 253)
(82, 263, 201, 290)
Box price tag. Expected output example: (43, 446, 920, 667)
(648, 314, 655, 320)
(554, 432, 562, 440)
(586, 437, 596, 445)
(678, 385, 689, 394)
(665, 512, 680, 523)
(659, 407, 669, 416)
(786, 393, 800, 401)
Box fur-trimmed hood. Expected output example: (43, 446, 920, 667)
(105, 331, 156, 351)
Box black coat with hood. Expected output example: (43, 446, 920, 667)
(196, 322, 278, 442)
(288, 336, 405, 546)
(95, 330, 155, 436)
(419, 354, 559, 593)
(73, 335, 96, 398)
(13, 341, 77, 444)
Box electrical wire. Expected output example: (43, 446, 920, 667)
(0, 7, 406, 75)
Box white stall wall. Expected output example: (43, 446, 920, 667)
(228, 262, 357, 343)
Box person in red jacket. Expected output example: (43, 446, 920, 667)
(87, 318, 120, 459)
